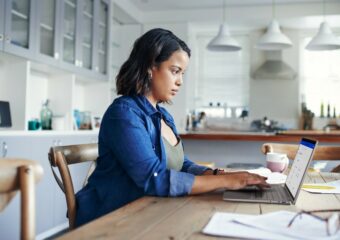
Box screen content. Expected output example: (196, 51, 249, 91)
(286, 139, 316, 197)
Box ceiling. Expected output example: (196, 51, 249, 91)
(129, 0, 337, 11)
(113, 0, 340, 28)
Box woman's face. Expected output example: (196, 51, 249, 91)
(148, 50, 189, 104)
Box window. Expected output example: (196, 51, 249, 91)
(195, 34, 250, 118)
(300, 37, 340, 117)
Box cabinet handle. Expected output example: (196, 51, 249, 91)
(2, 142, 8, 158)
(0, 34, 3, 41)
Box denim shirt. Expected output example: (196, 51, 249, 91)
(75, 95, 208, 226)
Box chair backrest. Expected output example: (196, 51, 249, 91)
(261, 143, 340, 172)
(0, 159, 43, 240)
(48, 143, 98, 229)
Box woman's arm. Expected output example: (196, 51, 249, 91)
(190, 172, 269, 195)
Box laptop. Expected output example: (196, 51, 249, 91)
(223, 138, 318, 205)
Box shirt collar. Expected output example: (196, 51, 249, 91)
(133, 95, 174, 121)
(133, 95, 159, 116)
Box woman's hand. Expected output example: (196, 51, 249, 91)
(190, 171, 270, 195)
(223, 172, 270, 190)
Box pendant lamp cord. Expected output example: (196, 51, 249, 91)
(223, 0, 226, 22)
(272, 0, 276, 19)
(323, 0, 325, 22)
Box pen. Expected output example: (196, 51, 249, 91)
(302, 184, 336, 190)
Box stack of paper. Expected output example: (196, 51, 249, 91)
(302, 180, 340, 194)
(203, 211, 340, 240)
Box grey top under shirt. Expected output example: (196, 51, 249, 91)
(162, 136, 184, 171)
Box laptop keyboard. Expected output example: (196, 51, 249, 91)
(254, 185, 289, 202)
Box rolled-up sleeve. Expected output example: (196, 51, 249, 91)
(169, 170, 194, 196)
(104, 106, 194, 197)
(181, 156, 209, 175)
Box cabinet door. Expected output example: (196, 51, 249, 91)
(93, 0, 110, 76)
(0, 0, 5, 50)
(60, 0, 78, 67)
(78, 0, 95, 71)
(3, 0, 36, 58)
(35, 0, 61, 66)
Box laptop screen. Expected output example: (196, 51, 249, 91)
(286, 138, 317, 198)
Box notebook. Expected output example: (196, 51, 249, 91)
(223, 138, 318, 205)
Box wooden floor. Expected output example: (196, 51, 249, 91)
(58, 172, 340, 240)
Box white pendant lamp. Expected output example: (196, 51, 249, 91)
(207, 0, 241, 52)
(306, 1, 340, 51)
(256, 0, 292, 51)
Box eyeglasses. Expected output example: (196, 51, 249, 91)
(287, 210, 340, 236)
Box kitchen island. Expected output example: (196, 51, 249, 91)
(180, 130, 340, 143)
(179, 130, 340, 170)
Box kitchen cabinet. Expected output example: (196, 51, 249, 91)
(61, 0, 78, 67)
(35, 0, 61, 66)
(0, 55, 111, 131)
(95, 0, 110, 75)
(60, 0, 111, 80)
(2, 0, 36, 58)
(0, 0, 111, 81)
(0, 132, 98, 240)
(0, 1, 113, 131)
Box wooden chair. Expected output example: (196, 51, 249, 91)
(0, 159, 43, 240)
(261, 143, 340, 172)
(48, 143, 98, 229)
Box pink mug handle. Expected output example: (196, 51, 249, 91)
(281, 155, 289, 172)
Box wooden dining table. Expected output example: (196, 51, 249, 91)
(58, 172, 340, 240)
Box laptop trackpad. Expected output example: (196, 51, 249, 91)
(223, 189, 256, 200)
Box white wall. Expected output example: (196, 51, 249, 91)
(0, 54, 28, 130)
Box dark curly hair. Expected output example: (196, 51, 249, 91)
(116, 28, 191, 96)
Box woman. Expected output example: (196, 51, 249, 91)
(75, 28, 269, 227)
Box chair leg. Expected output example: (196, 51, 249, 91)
(20, 165, 35, 240)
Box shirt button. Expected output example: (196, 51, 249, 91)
(154, 172, 158, 177)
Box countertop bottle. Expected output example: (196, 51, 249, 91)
(327, 102, 331, 118)
(40, 100, 53, 130)
(320, 101, 324, 118)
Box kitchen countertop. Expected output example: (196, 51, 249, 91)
(180, 130, 340, 142)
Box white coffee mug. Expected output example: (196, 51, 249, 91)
(266, 152, 289, 173)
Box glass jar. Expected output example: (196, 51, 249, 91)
(80, 111, 92, 130)
(40, 100, 53, 130)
